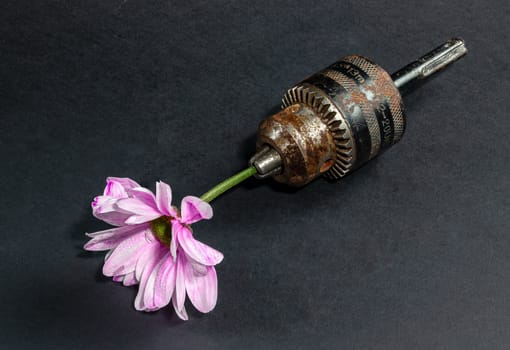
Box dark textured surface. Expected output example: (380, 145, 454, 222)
(1, 1, 509, 349)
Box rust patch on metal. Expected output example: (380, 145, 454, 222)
(256, 104, 335, 186)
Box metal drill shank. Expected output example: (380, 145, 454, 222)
(391, 38, 467, 93)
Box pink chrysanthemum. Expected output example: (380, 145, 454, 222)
(84, 177, 223, 320)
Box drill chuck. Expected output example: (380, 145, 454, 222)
(250, 38, 467, 186)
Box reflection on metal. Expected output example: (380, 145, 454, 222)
(249, 146, 282, 179)
(391, 38, 467, 93)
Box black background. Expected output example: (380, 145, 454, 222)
(1, 1, 509, 349)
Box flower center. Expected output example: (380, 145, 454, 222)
(150, 216, 172, 246)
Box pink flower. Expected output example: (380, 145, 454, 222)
(84, 177, 223, 320)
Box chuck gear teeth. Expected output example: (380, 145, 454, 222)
(282, 85, 355, 178)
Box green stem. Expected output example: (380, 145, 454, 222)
(200, 166, 257, 203)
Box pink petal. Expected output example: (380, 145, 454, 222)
(104, 249, 113, 261)
(113, 275, 124, 282)
(104, 177, 140, 197)
(104, 180, 127, 198)
(92, 178, 144, 226)
(84, 224, 149, 251)
(142, 253, 168, 310)
(116, 198, 159, 215)
(93, 196, 112, 211)
(174, 253, 187, 315)
(169, 220, 181, 260)
(116, 198, 162, 224)
(92, 196, 132, 226)
(134, 240, 161, 281)
(184, 261, 218, 313)
(134, 245, 167, 311)
(124, 214, 162, 225)
(176, 224, 223, 266)
(122, 271, 137, 286)
(130, 187, 158, 208)
(153, 252, 177, 308)
(102, 230, 152, 277)
(189, 259, 208, 275)
(180, 196, 213, 224)
(155, 181, 176, 216)
(172, 294, 188, 320)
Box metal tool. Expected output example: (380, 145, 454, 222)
(249, 38, 467, 186)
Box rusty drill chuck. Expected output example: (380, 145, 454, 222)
(250, 38, 467, 187)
